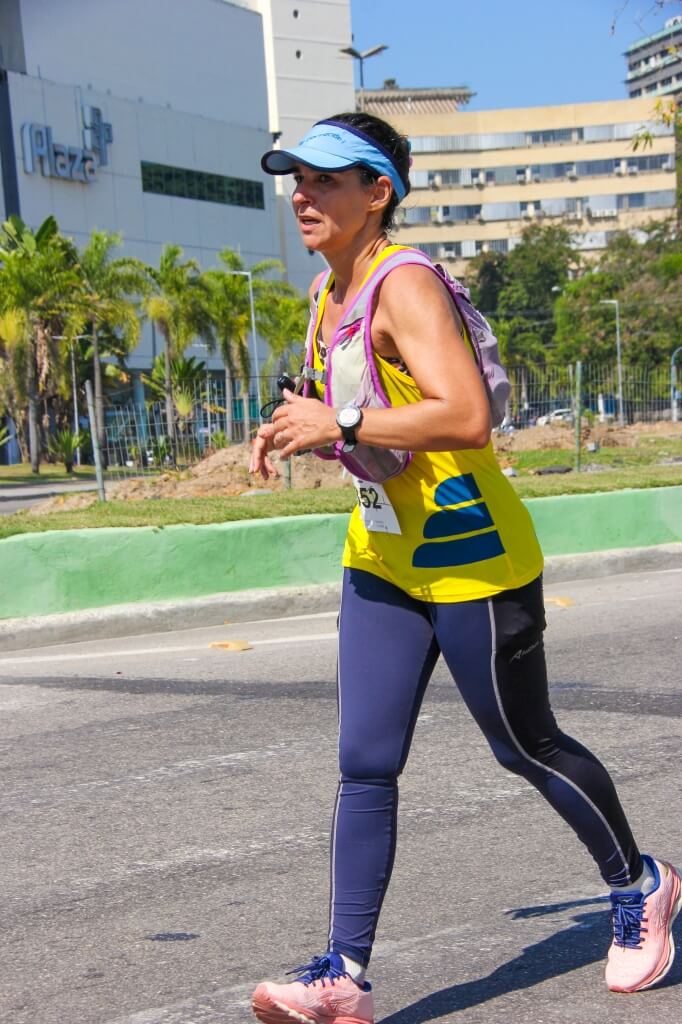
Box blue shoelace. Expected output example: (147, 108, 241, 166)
(610, 891, 648, 949)
(286, 954, 347, 987)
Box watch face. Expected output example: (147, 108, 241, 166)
(338, 405, 361, 429)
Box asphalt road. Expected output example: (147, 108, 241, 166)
(0, 568, 680, 1024)
(0, 482, 99, 516)
(0, 496, 49, 515)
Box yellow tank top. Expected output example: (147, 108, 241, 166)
(312, 247, 544, 603)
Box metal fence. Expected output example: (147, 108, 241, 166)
(505, 362, 675, 428)
(101, 375, 283, 476)
(98, 363, 678, 477)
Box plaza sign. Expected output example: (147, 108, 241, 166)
(21, 106, 113, 184)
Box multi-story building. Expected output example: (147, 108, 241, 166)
(362, 88, 676, 279)
(251, 0, 355, 291)
(0, 0, 353, 384)
(625, 15, 682, 99)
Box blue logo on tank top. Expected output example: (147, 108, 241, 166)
(412, 473, 505, 569)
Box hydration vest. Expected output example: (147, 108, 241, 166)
(302, 246, 510, 484)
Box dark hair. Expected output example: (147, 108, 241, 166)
(327, 111, 411, 232)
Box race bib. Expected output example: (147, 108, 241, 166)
(352, 477, 402, 534)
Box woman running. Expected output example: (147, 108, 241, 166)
(249, 111, 680, 1024)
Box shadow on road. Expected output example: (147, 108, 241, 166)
(379, 896, 682, 1023)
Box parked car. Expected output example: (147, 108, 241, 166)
(536, 408, 574, 427)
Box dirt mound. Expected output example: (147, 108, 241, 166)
(493, 420, 682, 454)
(31, 421, 682, 515)
(32, 444, 351, 514)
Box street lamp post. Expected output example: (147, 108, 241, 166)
(599, 299, 625, 426)
(225, 269, 262, 427)
(671, 346, 682, 424)
(339, 44, 388, 110)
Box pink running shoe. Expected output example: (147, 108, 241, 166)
(252, 952, 374, 1024)
(606, 855, 682, 993)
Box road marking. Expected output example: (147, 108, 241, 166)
(0, 631, 338, 666)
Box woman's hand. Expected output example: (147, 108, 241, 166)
(271, 390, 339, 459)
(249, 421, 279, 479)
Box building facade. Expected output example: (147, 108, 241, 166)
(0, 0, 354, 382)
(625, 15, 682, 99)
(245, 0, 355, 292)
(362, 89, 677, 279)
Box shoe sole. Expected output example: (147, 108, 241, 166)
(610, 863, 682, 993)
(251, 993, 373, 1024)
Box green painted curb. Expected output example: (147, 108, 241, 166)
(525, 485, 682, 555)
(0, 486, 680, 620)
(0, 514, 349, 620)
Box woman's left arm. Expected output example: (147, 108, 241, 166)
(271, 264, 491, 458)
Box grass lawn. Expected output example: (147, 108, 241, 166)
(0, 464, 98, 486)
(0, 464, 150, 486)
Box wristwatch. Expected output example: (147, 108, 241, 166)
(336, 405, 363, 453)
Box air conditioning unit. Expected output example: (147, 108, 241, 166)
(593, 208, 617, 219)
(516, 170, 527, 184)
(662, 159, 674, 172)
(533, 173, 542, 183)
(442, 246, 458, 259)
(615, 160, 627, 176)
(430, 173, 443, 190)
(566, 211, 582, 221)
(522, 205, 535, 219)
(628, 165, 639, 175)
(462, 177, 474, 188)
(471, 173, 483, 187)
(430, 207, 444, 224)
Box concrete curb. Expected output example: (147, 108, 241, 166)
(1, 543, 681, 653)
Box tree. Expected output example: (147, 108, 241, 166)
(0, 216, 81, 473)
(143, 245, 213, 445)
(554, 226, 682, 366)
(203, 249, 288, 439)
(254, 291, 309, 377)
(78, 230, 151, 459)
(466, 249, 507, 315)
(497, 224, 577, 350)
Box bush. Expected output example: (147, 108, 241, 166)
(209, 430, 229, 450)
(47, 428, 88, 473)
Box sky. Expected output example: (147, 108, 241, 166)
(348, 0, 681, 109)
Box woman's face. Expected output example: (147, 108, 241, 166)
(290, 164, 389, 254)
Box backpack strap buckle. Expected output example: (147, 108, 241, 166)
(301, 365, 327, 384)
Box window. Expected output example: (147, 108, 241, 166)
(480, 201, 522, 221)
(140, 162, 264, 209)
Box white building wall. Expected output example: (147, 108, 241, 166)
(244, 0, 355, 291)
(17, 0, 268, 128)
(4, 0, 357, 366)
(7, 0, 279, 371)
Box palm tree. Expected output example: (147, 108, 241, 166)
(143, 245, 213, 444)
(257, 291, 309, 377)
(0, 216, 81, 473)
(78, 230, 151, 459)
(203, 249, 288, 439)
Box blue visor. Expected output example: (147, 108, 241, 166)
(261, 120, 408, 201)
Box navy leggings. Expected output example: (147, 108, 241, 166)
(328, 568, 642, 968)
